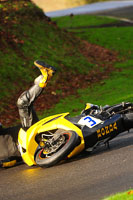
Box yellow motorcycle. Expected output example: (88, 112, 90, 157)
(18, 102, 133, 167)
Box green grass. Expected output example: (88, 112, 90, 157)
(0, 1, 133, 122)
(75, 27, 133, 58)
(0, 1, 92, 99)
(40, 60, 133, 118)
(54, 15, 133, 58)
(53, 15, 119, 28)
(103, 189, 133, 200)
(39, 14, 133, 117)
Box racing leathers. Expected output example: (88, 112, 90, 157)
(0, 60, 56, 167)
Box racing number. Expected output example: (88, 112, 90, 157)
(84, 116, 96, 127)
(78, 115, 102, 128)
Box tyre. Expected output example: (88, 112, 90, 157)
(34, 130, 79, 167)
(123, 112, 133, 130)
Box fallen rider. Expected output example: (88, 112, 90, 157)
(0, 60, 56, 168)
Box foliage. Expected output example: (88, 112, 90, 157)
(103, 189, 133, 200)
(41, 14, 133, 117)
(0, 1, 133, 126)
(0, 0, 90, 99)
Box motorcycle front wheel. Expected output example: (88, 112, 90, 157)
(34, 130, 79, 167)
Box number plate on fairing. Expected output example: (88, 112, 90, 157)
(78, 115, 102, 128)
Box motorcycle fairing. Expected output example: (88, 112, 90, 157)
(82, 114, 125, 149)
(18, 113, 85, 166)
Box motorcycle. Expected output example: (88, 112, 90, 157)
(18, 102, 133, 167)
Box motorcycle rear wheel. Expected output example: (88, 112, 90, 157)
(34, 130, 79, 167)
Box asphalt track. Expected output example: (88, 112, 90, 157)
(93, 5, 133, 21)
(46, 1, 133, 17)
(1, 6, 133, 200)
(0, 130, 133, 200)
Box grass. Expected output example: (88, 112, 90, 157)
(40, 14, 133, 117)
(103, 189, 133, 200)
(40, 60, 133, 118)
(0, 1, 133, 124)
(53, 15, 119, 28)
(0, 1, 92, 99)
(75, 27, 133, 58)
(53, 15, 133, 57)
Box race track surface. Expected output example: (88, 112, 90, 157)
(0, 130, 133, 200)
(46, 1, 133, 17)
(95, 6, 133, 21)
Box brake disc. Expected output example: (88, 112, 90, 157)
(42, 134, 65, 156)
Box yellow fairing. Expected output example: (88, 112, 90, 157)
(18, 113, 85, 166)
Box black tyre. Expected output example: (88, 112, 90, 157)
(123, 112, 133, 130)
(34, 130, 79, 167)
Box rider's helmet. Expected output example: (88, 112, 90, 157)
(81, 103, 100, 115)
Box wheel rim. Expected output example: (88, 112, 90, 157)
(38, 133, 71, 159)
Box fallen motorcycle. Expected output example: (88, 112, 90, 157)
(18, 102, 133, 167)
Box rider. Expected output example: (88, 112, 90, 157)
(17, 60, 56, 129)
(0, 60, 56, 168)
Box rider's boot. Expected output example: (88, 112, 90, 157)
(34, 60, 56, 88)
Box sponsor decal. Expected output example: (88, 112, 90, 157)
(97, 122, 118, 138)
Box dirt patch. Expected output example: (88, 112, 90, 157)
(0, 40, 119, 127)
